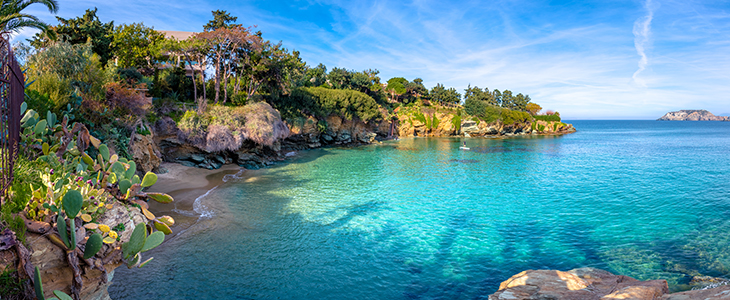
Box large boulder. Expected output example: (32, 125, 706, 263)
(489, 268, 668, 300)
(129, 131, 162, 173)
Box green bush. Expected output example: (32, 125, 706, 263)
(538, 124, 546, 131)
(501, 109, 531, 125)
(26, 42, 112, 112)
(24, 90, 54, 115)
(534, 114, 561, 122)
(432, 114, 440, 130)
(279, 87, 381, 121)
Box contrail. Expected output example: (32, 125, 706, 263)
(632, 0, 654, 87)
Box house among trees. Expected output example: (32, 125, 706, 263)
(158, 30, 206, 77)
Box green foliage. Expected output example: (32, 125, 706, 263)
(33, 266, 73, 300)
(0, 267, 25, 298)
(482, 105, 503, 123)
(24, 90, 54, 115)
(501, 109, 531, 125)
(111, 22, 165, 69)
(430, 83, 461, 104)
(122, 223, 165, 268)
(26, 42, 111, 112)
(431, 114, 440, 130)
(452, 113, 462, 132)
(0, 0, 58, 37)
(538, 124, 546, 131)
(282, 87, 381, 121)
(32, 8, 115, 66)
(0, 205, 26, 243)
(83, 233, 103, 259)
(203, 10, 238, 31)
(534, 114, 561, 122)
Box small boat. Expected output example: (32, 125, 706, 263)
(459, 146, 470, 150)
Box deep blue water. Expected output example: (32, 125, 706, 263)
(110, 120, 730, 299)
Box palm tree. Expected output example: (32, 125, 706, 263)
(0, 0, 58, 38)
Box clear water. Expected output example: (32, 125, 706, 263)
(110, 120, 730, 299)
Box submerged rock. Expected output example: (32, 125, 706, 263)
(490, 268, 730, 300)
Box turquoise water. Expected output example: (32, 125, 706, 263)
(110, 120, 730, 299)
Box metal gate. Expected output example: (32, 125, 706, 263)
(0, 37, 25, 206)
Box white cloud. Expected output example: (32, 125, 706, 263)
(632, 0, 655, 87)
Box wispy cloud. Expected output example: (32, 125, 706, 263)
(632, 0, 655, 87)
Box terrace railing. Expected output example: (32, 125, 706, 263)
(0, 36, 25, 207)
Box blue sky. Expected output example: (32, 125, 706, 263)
(14, 0, 730, 119)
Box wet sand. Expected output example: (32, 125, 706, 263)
(145, 162, 243, 234)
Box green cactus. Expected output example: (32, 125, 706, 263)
(62, 190, 82, 218)
(121, 223, 166, 268)
(34, 266, 73, 300)
(141, 172, 157, 188)
(83, 233, 103, 259)
(57, 215, 70, 249)
(98, 144, 110, 162)
(119, 179, 132, 195)
(146, 192, 173, 204)
(125, 161, 136, 179)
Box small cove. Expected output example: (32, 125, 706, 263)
(110, 120, 730, 299)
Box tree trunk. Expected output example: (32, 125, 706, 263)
(214, 52, 221, 104)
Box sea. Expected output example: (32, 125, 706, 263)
(109, 120, 730, 299)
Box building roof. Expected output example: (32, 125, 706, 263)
(158, 30, 197, 40)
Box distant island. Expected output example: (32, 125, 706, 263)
(657, 110, 729, 121)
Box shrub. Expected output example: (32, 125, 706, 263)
(501, 109, 531, 125)
(538, 124, 546, 131)
(280, 87, 381, 121)
(432, 114, 440, 130)
(534, 114, 561, 122)
(26, 42, 111, 112)
(105, 82, 150, 116)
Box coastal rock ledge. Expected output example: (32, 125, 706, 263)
(657, 110, 729, 121)
(489, 268, 730, 300)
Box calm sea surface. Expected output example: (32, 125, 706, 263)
(110, 120, 730, 299)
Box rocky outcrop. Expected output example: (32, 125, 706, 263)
(0, 204, 145, 300)
(129, 130, 162, 173)
(398, 113, 576, 138)
(658, 110, 729, 121)
(489, 268, 730, 300)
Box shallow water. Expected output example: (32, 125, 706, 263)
(110, 120, 730, 299)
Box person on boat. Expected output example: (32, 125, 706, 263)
(463, 141, 467, 147)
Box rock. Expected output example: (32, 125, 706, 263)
(658, 110, 730, 121)
(129, 131, 162, 173)
(189, 154, 206, 163)
(662, 285, 730, 300)
(489, 268, 668, 300)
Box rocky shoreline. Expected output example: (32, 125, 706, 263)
(133, 114, 576, 172)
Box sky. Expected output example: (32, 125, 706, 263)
(13, 0, 730, 119)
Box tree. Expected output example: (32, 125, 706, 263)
(406, 78, 428, 99)
(386, 77, 407, 103)
(501, 89, 514, 110)
(0, 0, 58, 38)
(328, 67, 351, 89)
(430, 83, 461, 105)
(305, 63, 327, 87)
(163, 36, 207, 101)
(111, 22, 165, 69)
(526, 102, 542, 115)
(31, 8, 114, 66)
(204, 10, 237, 31)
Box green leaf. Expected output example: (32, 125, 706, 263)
(127, 253, 141, 268)
(34, 266, 45, 300)
(141, 231, 164, 252)
(146, 192, 174, 204)
(53, 290, 73, 300)
(34, 119, 47, 135)
(83, 233, 103, 259)
(131, 175, 140, 185)
(125, 161, 136, 179)
(108, 172, 117, 184)
(99, 144, 110, 161)
(141, 172, 158, 188)
(42, 143, 49, 156)
(123, 223, 147, 259)
(139, 257, 154, 268)
(62, 190, 83, 218)
(68, 217, 76, 251)
(111, 161, 125, 175)
(57, 215, 70, 249)
(118, 179, 132, 195)
(20, 101, 27, 115)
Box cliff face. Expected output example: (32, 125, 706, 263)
(657, 110, 729, 121)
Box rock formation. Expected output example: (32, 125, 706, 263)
(489, 268, 730, 300)
(657, 110, 729, 121)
